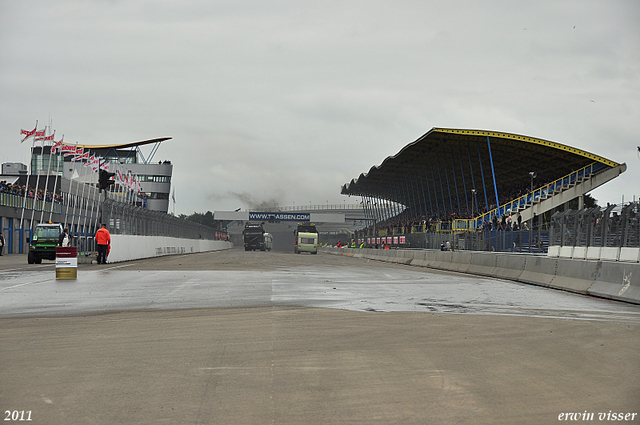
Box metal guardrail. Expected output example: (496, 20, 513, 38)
(549, 202, 639, 248)
(253, 204, 365, 212)
(0, 192, 63, 214)
(472, 162, 604, 228)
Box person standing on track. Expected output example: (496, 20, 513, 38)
(95, 224, 111, 264)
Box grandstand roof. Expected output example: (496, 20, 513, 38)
(76, 137, 171, 150)
(341, 128, 620, 213)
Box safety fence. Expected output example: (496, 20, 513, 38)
(101, 198, 224, 240)
(549, 202, 639, 248)
(1, 193, 226, 255)
(354, 227, 549, 254)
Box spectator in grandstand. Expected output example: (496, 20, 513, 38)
(0, 232, 4, 256)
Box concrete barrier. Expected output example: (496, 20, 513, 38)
(586, 247, 601, 261)
(558, 246, 574, 258)
(600, 247, 619, 262)
(106, 235, 232, 263)
(571, 247, 587, 260)
(511, 255, 556, 287)
(547, 246, 560, 258)
(549, 258, 599, 294)
(588, 261, 640, 304)
(320, 247, 640, 305)
(447, 251, 472, 274)
(619, 248, 640, 263)
(494, 254, 526, 281)
(466, 252, 497, 277)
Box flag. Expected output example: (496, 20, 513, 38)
(35, 132, 53, 142)
(71, 151, 89, 162)
(50, 135, 64, 154)
(20, 121, 38, 143)
(171, 188, 176, 203)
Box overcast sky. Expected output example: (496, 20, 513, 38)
(1, 0, 639, 215)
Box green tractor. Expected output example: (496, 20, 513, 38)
(27, 223, 63, 264)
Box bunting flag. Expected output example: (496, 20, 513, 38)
(115, 170, 141, 193)
(71, 151, 89, 162)
(20, 121, 38, 143)
(84, 155, 100, 172)
(35, 133, 55, 142)
(60, 145, 83, 156)
(34, 131, 52, 141)
(50, 136, 64, 154)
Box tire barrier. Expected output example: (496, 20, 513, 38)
(322, 247, 640, 305)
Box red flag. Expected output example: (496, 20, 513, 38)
(20, 121, 38, 143)
(35, 132, 55, 142)
(71, 151, 89, 162)
(50, 140, 63, 154)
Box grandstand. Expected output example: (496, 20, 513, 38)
(342, 128, 626, 251)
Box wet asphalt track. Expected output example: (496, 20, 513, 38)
(1, 249, 639, 425)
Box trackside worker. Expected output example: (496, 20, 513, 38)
(95, 224, 111, 265)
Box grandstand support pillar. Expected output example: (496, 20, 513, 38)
(442, 157, 455, 215)
(487, 136, 501, 217)
(458, 150, 469, 217)
(408, 173, 420, 218)
(450, 152, 462, 215)
(403, 177, 412, 221)
(429, 164, 440, 219)
(418, 167, 432, 218)
(578, 195, 584, 210)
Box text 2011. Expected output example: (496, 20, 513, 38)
(4, 411, 32, 421)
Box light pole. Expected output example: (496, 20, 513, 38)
(529, 171, 537, 193)
(471, 188, 476, 217)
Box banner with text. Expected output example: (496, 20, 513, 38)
(249, 212, 310, 222)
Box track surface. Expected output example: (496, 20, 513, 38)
(1, 249, 639, 424)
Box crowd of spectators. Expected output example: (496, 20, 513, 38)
(359, 179, 556, 236)
(0, 181, 63, 204)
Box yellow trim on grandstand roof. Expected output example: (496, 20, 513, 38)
(75, 137, 171, 150)
(433, 128, 619, 168)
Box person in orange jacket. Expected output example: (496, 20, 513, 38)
(95, 223, 111, 264)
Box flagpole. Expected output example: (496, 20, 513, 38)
(19, 120, 37, 230)
(48, 134, 63, 223)
(70, 144, 87, 237)
(80, 163, 93, 250)
(29, 128, 47, 228)
(87, 165, 100, 252)
(40, 127, 54, 223)
(63, 156, 74, 227)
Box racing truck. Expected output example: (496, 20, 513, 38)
(243, 223, 266, 251)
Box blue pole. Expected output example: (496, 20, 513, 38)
(476, 141, 489, 216)
(487, 136, 501, 217)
